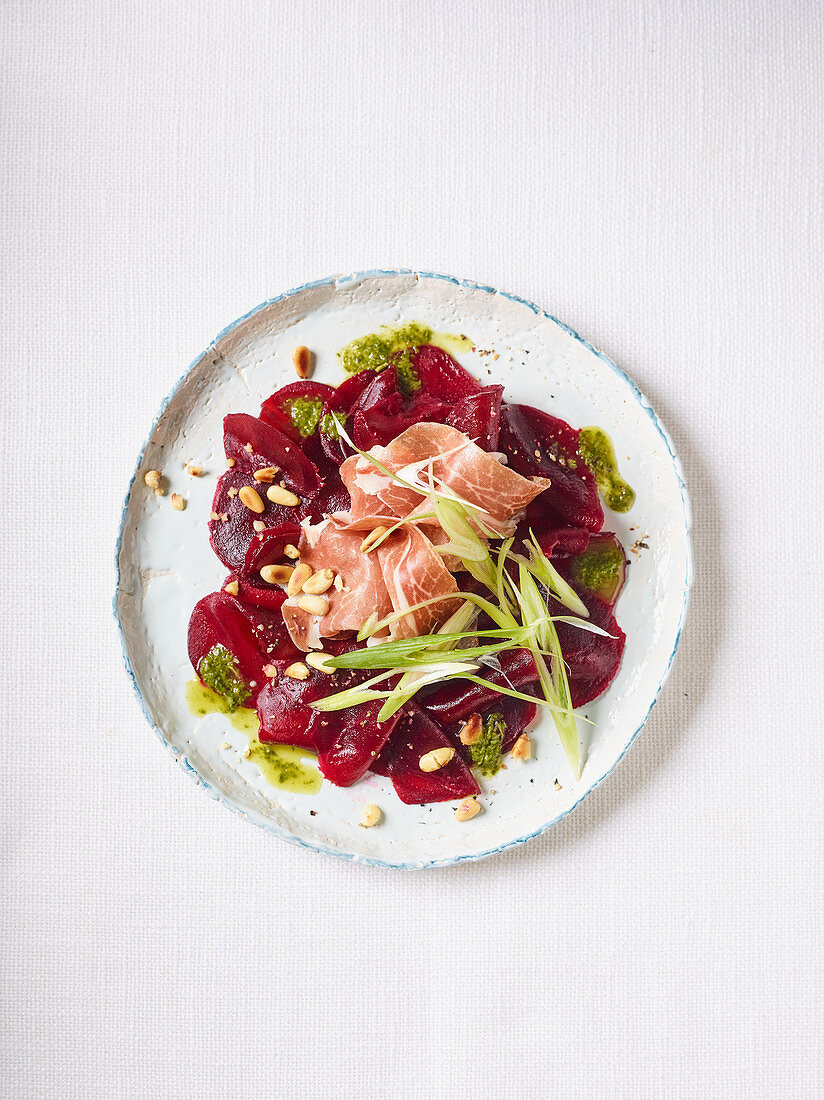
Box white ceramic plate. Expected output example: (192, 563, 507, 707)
(115, 270, 692, 868)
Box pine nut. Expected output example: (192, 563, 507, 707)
(284, 662, 310, 680)
(171, 493, 186, 511)
(359, 803, 382, 828)
(143, 469, 162, 490)
(297, 594, 330, 616)
(333, 574, 345, 591)
(238, 486, 265, 513)
(253, 520, 266, 532)
(267, 484, 301, 507)
(455, 797, 481, 822)
(360, 525, 389, 553)
(305, 651, 334, 673)
(225, 458, 235, 469)
(244, 443, 253, 452)
(302, 568, 334, 595)
(253, 466, 279, 483)
(292, 345, 312, 379)
(287, 563, 313, 596)
(260, 564, 294, 585)
(419, 747, 455, 772)
(459, 714, 482, 746)
(223, 580, 239, 596)
(283, 543, 300, 559)
(185, 464, 203, 476)
(263, 664, 277, 679)
(510, 733, 531, 760)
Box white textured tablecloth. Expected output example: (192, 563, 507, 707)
(2, 2, 822, 1097)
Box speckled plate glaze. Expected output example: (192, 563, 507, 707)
(115, 271, 692, 868)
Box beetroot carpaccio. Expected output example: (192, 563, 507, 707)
(188, 336, 631, 813)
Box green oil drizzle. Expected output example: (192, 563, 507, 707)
(337, 321, 473, 375)
(185, 680, 322, 794)
(578, 427, 636, 513)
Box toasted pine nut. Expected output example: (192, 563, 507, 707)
(284, 662, 310, 680)
(253, 520, 266, 532)
(292, 345, 312, 379)
(455, 797, 481, 822)
(227, 487, 238, 498)
(267, 484, 301, 507)
(419, 747, 455, 773)
(210, 511, 221, 521)
(360, 525, 389, 553)
(510, 733, 531, 760)
(302, 568, 334, 595)
(238, 486, 265, 513)
(260, 564, 294, 585)
(305, 651, 334, 673)
(244, 443, 253, 452)
(143, 469, 162, 490)
(459, 713, 482, 746)
(171, 493, 186, 511)
(263, 664, 277, 679)
(242, 747, 251, 758)
(253, 466, 279, 483)
(287, 562, 313, 596)
(223, 580, 239, 596)
(225, 458, 235, 469)
(333, 574, 345, 591)
(297, 594, 330, 616)
(185, 464, 203, 476)
(359, 803, 382, 828)
(283, 543, 300, 559)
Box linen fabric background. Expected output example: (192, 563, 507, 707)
(2, 2, 822, 1098)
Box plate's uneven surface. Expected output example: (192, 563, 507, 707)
(115, 271, 692, 868)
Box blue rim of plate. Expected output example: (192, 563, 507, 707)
(114, 269, 694, 870)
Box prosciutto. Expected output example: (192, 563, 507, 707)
(281, 517, 460, 650)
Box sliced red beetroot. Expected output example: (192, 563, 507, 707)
(209, 468, 315, 573)
(445, 385, 504, 450)
(371, 702, 479, 805)
(222, 571, 288, 613)
(499, 404, 603, 531)
(243, 524, 303, 578)
(319, 371, 378, 466)
(410, 345, 482, 402)
(522, 500, 591, 558)
(187, 591, 270, 707)
(313, 702, 400, 787)
(257, 638, 400, 786)
(422, 647, 540, 726)
(259, 380, 337, 466)
(351, 369, 451, 449)
(223, 413, 320, 495)
(555, 590, 626, 707)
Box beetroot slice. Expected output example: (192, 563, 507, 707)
(371, 702, 479, 805)
(223, 412, 320, 495)
(410, 345, 482, 402)
(422, 647, 540, 726)
(259, 380, 337, 467)
(555, 588, 626, 708)
(351, 369, 451, 448)
(243, 524, 303, 578)
(565, 532, 627, 605)
(319, 371, 378, 466)
(499, 403, 603, 531)
(224, 572, 288, 612)
(445, 385, 504, 450)
(187, 591, 270, 707)
(209, 467, 314, 573)
(314, 703, 400, 788)
(257, 638, 399, 787)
